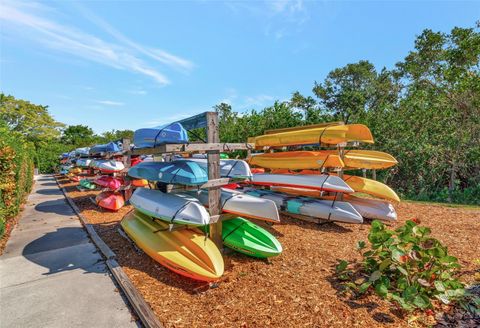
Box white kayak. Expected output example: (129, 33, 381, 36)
(75, 158, 92, 167)
(250, 174, 354, 193)
(129, 188, 210, 226)
(175, 158, 252, 179)
(244, 189, 363, 224)
(339, 195, 396, 221)
(176, 188, 280, 223)
(97, 160, 125, 173)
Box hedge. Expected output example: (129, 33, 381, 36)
(0, 123, 34, 238)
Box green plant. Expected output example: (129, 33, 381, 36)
(336, 220, 468, 311)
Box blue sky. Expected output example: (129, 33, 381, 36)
(0, 1, 478, 133)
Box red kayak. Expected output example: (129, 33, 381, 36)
(94, 176, 123, 190)
(96, 191, 124, 211)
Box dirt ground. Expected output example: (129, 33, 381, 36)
(56, 175, 480, 327)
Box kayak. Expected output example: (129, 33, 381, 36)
(89, 142, 121, 156)
(79, 179, 96, 190)
(96, 191, 125, 211)
(244, 189, 363, 224)
(133, 122, 189, 148)
(74, 147, 90, 157)
(343, 175, 400, 202)
(248, 124, 373, 148)
(130, 178, 149, 187)
(97, 160, 125, 173)
(94, 176, 123, 190)
(128, 161, 208, 185)
(250, 150, 397, 170)
(201, 217, 282, 258)
(121, 210, 224, 282)
(322, 194, 396, 221)
(129, 188, 210, 226)
(175, 158, 252, 179)
(69, 167, 82, 175)
(192, 153, 230, 159)
(250, 174, 354, 193)
(176, 189, 280, 223)
(75, 158, 92, 168)
(68, 174, 80, 182)
(271, 174, 400, 203)
(89, 159, 109, 169)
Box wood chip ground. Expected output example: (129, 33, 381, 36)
(56, 176, 480, 327)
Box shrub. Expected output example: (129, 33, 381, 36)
(0, 123, 34, 237)
(336, 220, 472, 312)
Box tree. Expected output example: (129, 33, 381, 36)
(61, 125, 96, 147)
(0, 93, 64, 144)
(100, 129, 134, 143)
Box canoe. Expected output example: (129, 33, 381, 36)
(75, 158, 92, 168)
(79, 179, 96, 190)
(89, 142, 121, 156)
(129, 188, 210, 226)
(133, 122, 189, 148)
(175, 158, 252, 179)
(244, 189, 363, 224)
(249, 124, 373, 148)
(97, 160, 125, 173)
(250, 174, 354, 193)
(322, 194, 396, 221)
(121, 210, 224, 282)
(96, 191, 125, 211)
(175, 189, 280, 223)
(94, 176, 123, 190)
(201, 217, 282, 258)
(250, 150, 397, 170)
(128, 161, 208, 185)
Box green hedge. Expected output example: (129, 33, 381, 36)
(0, 123, 34, 238)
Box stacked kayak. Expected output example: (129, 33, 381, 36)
(175, 158, 252, 179)
(89, 142, 121, 156)
(79, 179, 96, 190)
(96, 160, 125, 174)
(244, 189, 363, 224)
(250, 150, 397, 170)
(201, 217, 282, 258)
(96, 191, 124, 211)
(133, 122, 189, 148)
(250, 173, 354, 193)
(94, 176, 123, 191)
(248, 124, 373, 148)
(176, 188, 280, 223)
(128, 161, 207, 185)
(76, 158, 92, 168)
(121, 210, 224, 282)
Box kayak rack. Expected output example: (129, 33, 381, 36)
(124, 111, 253, 250)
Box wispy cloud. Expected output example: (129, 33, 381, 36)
(129, 89, 147, 95)
(0, 1, 193, 85)
(97, 100, 125, 106)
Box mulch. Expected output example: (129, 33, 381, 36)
(56, 175, 480, 328)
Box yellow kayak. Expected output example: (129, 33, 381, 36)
(121, 210, 224, 282)
(69, 167, 82, 174)
(248, 124, 374, 148)
(249, 150, 397, 170)
(271, 174, 400, 202)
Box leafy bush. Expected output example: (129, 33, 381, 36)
(35, 142, 70, 174)
(0, 123, 34, 237)
(336, 220, 470, 311)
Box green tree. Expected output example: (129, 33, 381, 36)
(61, 125, 96, 147)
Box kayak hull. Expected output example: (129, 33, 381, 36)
(133, 123, 189, 148)
(96, 191, 125, 211)
(175, 158, 252, 179)
(94, 176, 123, 190)
(121, 210, 224, 282)
(129, 188, 210, 226)
(128, 161, 208, 185)
(250, 174, 354, 193)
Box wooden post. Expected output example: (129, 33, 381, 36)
(362, 169, 367, 178)
(122, 138, 132, 201)
(372, 169, 377, 181)
(206, 112, 223, 250)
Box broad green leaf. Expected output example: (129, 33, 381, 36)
(413, 295, 430, 309)
(434, 280, 445, 292)
(379, 259, 391, 271)
(358, 282, 372, 294)
(369, 270, 381, 282)
(335, 260, 348, 273)
(375, 283, 388, 297)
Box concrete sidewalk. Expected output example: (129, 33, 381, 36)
(0, 175, 138, 328)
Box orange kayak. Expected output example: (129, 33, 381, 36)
(96, 191, 125, 211)
(249, 150, 397, 170)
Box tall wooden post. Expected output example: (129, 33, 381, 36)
(337, 142, 346, 201)
(206, 112, 222, 249)
(372, 169, 377, 181)
(122, 138, 132, 200)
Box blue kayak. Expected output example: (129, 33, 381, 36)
(133, 122, 188, 149)
(89, 142, 121, 156)
(127, 161, 207, 185)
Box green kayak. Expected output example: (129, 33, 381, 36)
(203, 217, 282, 258)
(79, 179, 96, 190)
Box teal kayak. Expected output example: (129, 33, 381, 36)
(79, 179, 96, 190)
(128, 161, 208, 185)
(202, 217, 282, 258)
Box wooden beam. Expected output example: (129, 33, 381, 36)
(128, 143, 253, 156)
(206, 112, 223, 250)
(199, 178, 232, 189)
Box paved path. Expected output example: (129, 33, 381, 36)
(0, 175, 138, 328)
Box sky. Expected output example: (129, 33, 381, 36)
(0, 0, 478, 133)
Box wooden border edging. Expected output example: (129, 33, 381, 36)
(54, 176, 163, 328)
